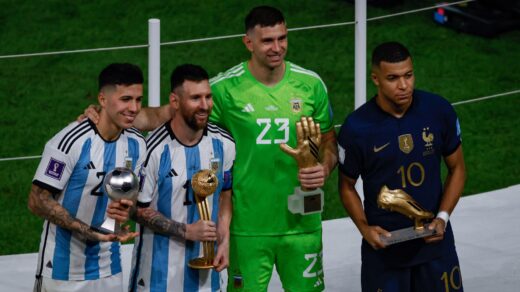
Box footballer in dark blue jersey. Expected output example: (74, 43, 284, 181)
(338, 42, 466, 292)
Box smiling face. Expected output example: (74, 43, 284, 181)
(99, 84, 143, 130)
(244, 22, 288, 70)
(371, 57, 415, 114)
(171, 79, 213, 132)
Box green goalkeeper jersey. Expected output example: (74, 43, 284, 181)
(210, 61, 333, 236)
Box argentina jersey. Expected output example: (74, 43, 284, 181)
(32, 119, 146, 281)
(129, 122, 235, 292)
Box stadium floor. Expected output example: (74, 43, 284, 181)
(1, 184, 518, 291)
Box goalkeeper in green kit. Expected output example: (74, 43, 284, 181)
(82, 5, 339, 291)
(209, 6, 338, 291)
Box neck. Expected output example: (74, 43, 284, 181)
(170, 119, 204, 146)
(375, 95, 412, 119)
(97, 112, 122, 141)
(248, 59, 285, 87)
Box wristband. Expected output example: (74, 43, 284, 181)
(436, 211, 450, 230)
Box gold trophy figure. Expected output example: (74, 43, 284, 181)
(280, 116, 324, 215)
(377, 185, 436, 245)
(188, 169, 219, 269)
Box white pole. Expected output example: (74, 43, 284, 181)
(148, 19, 160, 107)
(354, 0, 367, 109)
(354, 0, 366, 198)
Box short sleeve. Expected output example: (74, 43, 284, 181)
(312, 79, 334, 134)
(222, 136, 236, 190)
(441, 102, 462, 156)
(337, 120, 363, 180)
(33, 138, 78, 193)
(137, 149, 159, 205)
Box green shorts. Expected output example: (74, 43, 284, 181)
(227, 229, 324, 292)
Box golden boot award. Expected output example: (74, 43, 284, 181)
(377, 185, 436, 245)
(188, 169, 219, 269)
(280, 116, 324, 215)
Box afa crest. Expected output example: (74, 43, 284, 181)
(398, 134, 414, 154)
(290, 98, 302, 113)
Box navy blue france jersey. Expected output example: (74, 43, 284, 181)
(338, 90, 462, 267)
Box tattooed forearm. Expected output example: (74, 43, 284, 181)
(28, 184, 98, 241)
(136, 207, 186, 239)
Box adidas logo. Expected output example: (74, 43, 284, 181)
(166, 168, 178, 178)
(83, 161, 96, 170)
(241, 103, 255, 112)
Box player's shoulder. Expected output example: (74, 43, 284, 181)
(47, 119, 96, 154)
(210, 62, 246, 87)
(414, 89, 451, 110)
(145, 122, 171, 151)
(287, 62, 327, 89)
(342, 98, 380, 133)
(207, 122, 235, 144)
(142, 122, 172, 167)
(123, 127, 146, 143)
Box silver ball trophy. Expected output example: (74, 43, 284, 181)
(97, 167, 139, 234)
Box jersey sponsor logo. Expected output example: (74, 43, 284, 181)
(241, 103, 255, 112)
(373, 142, 390, 153)
(398, 134, 414, 154)
(166, 168, 178, 178)
(83, 161, 96, 170)
(45, 158, 66, 180)
(290, 98, 302, 113)
(422, 127, 435, 156)
(265, 105, 279, 111)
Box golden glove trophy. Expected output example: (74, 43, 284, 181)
(377, 185, 436, 245)
(188, 169, 219, 269)
(280, 116, 324, 215)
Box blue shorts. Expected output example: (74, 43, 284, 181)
(361, 241, 463, 292)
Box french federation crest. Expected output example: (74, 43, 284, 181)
(422, 127, 435, 156)
(398, 134, 414, 154)
(290, 98, 302, 113)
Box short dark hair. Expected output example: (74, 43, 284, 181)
(98, 63, 143, 90)
(170, 64, 209, 92)
(245, 6, 285, 32)
(371, 42, 411, 67)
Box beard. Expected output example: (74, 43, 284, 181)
(183, 110, 208, 132)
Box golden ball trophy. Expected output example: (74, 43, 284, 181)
(377, 185, 436, 245)
(188, 169, 219, 269)
(280, 116, 324, 215)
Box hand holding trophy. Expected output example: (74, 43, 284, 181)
(377, 185, 436, 246)
(94, 167, 139, 235)
(188, 169, 219, 269)
(280, 116, 324, 215)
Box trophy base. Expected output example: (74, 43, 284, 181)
(288, 187, 324, 215)
(188, 257, 214, 269)
(380, 223, 436, 246)
(91, 217, 120, 235)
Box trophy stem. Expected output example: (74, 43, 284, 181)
(414, 219, 425, 230)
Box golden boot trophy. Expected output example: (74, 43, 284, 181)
(280, 116, 324, 215)
(188, 169, 219, 269)
(377, 185, 436, 245)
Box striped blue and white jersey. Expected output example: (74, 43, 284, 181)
(129, 122, 235, 292)
(32, 119, 146, 281)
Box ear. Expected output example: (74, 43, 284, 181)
(169, 92, 179, 110)
(243, 34, 253, 53)
(98, 91, 107, 108)
(371, 72, 380, 87)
